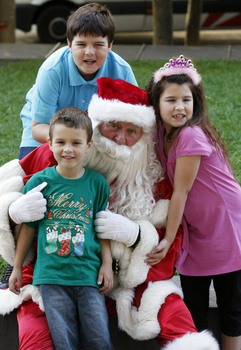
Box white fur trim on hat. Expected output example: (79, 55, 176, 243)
(88, 94, 156, 132)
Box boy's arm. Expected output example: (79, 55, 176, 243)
(98, 239, 113, 294)
(126, 70, 138, 86)
(30, 64, 62, 142)
(31, 120, 50, 143)
(9, 223, 36, 295)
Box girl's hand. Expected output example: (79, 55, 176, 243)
(145, 238, 172, 266)
(98, 261, 113, 294)
(9, 267, 22, 295)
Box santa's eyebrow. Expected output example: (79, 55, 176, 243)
(107, 122, 141, 131)
(107, 122, 120, 126)
(129, 125, 141, 130)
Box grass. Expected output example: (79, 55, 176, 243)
(0, 60, 43, 162)
(0, 259, 7, 275)
(0, 58, 241, 273)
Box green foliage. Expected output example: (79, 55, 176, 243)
(0, 58, 241, 271)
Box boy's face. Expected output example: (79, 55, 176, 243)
(68, 34, 112, 81)
(48, 123, 92, 178)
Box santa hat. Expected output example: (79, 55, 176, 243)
(88, 77, 156, 132)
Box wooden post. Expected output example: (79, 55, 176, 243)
(152, 0, 173, 45)
(185, 0, 203, 46)
(0, 0, 16, 43)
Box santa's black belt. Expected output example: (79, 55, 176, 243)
(112, 259, 119, 274)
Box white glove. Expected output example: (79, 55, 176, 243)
(94, 210, 139, 247)
(9, 182, 47, 224)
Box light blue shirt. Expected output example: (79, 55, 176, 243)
(20, 46, 137, 148)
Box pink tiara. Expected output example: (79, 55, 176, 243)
(153, 55, 202, 85)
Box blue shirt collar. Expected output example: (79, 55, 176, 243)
(68, 52, 109, 86)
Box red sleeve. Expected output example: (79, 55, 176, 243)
(146, 176, 183, 281)
(19, 143, 57, 184)
(146, 227, 182, 282)
(154, 175, 173, 201)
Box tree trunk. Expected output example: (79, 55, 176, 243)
(152, 0, 173, 45)
(185, 0, 203, 45)
(0, 0, 15, 43)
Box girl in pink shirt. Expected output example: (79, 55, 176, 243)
(146, 55, 241, 350)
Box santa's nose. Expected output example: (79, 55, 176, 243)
(115, 132, 126, 145)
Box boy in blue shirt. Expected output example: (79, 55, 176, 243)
(0, 2, 137, 290)
(9, 106, 114, 350)
(19, 2, 137, 159)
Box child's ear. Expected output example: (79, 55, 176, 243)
(67, 39, 72, 52)
(48, 138, 53, 151)
(108, 41, 113, 53)
(86, 140, 93, 153)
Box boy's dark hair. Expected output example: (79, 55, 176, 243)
(49, 107, 93, 143)
(67, 3, 115, 45)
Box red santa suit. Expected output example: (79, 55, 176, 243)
(0, 78, 219, 350)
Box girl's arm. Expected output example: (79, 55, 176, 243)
(146, 155, 201, 265)
(9, 223, 36, 294)
(31, 120, 50, 143)
(98, 239, 113, 294)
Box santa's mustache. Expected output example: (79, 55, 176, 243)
(91, 129, 142, 163)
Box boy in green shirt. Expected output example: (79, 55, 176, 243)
(9, 106, 113, 350)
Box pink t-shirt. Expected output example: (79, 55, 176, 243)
(156, 125, 241, 276)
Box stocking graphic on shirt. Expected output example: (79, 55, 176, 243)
(45, 227, 58, 254)
(47, 210, 53, 220)
(71, 225, 85, 257)
(85, 200, 93, 218)
(58, 228, 71, 256)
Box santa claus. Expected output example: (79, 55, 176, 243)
(0, 78, 219, 350)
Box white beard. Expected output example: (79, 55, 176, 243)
(83, 128, 165, 221)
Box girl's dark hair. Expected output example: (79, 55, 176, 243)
(67, 3, 115, 45)
(49, 107, 93, 143)
(146, 73, 231, 166)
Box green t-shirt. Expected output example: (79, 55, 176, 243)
(24, 166, 109, 288)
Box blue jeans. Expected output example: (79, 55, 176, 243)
(19, 146, 37, 160)
(40, 285, 114, 350)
